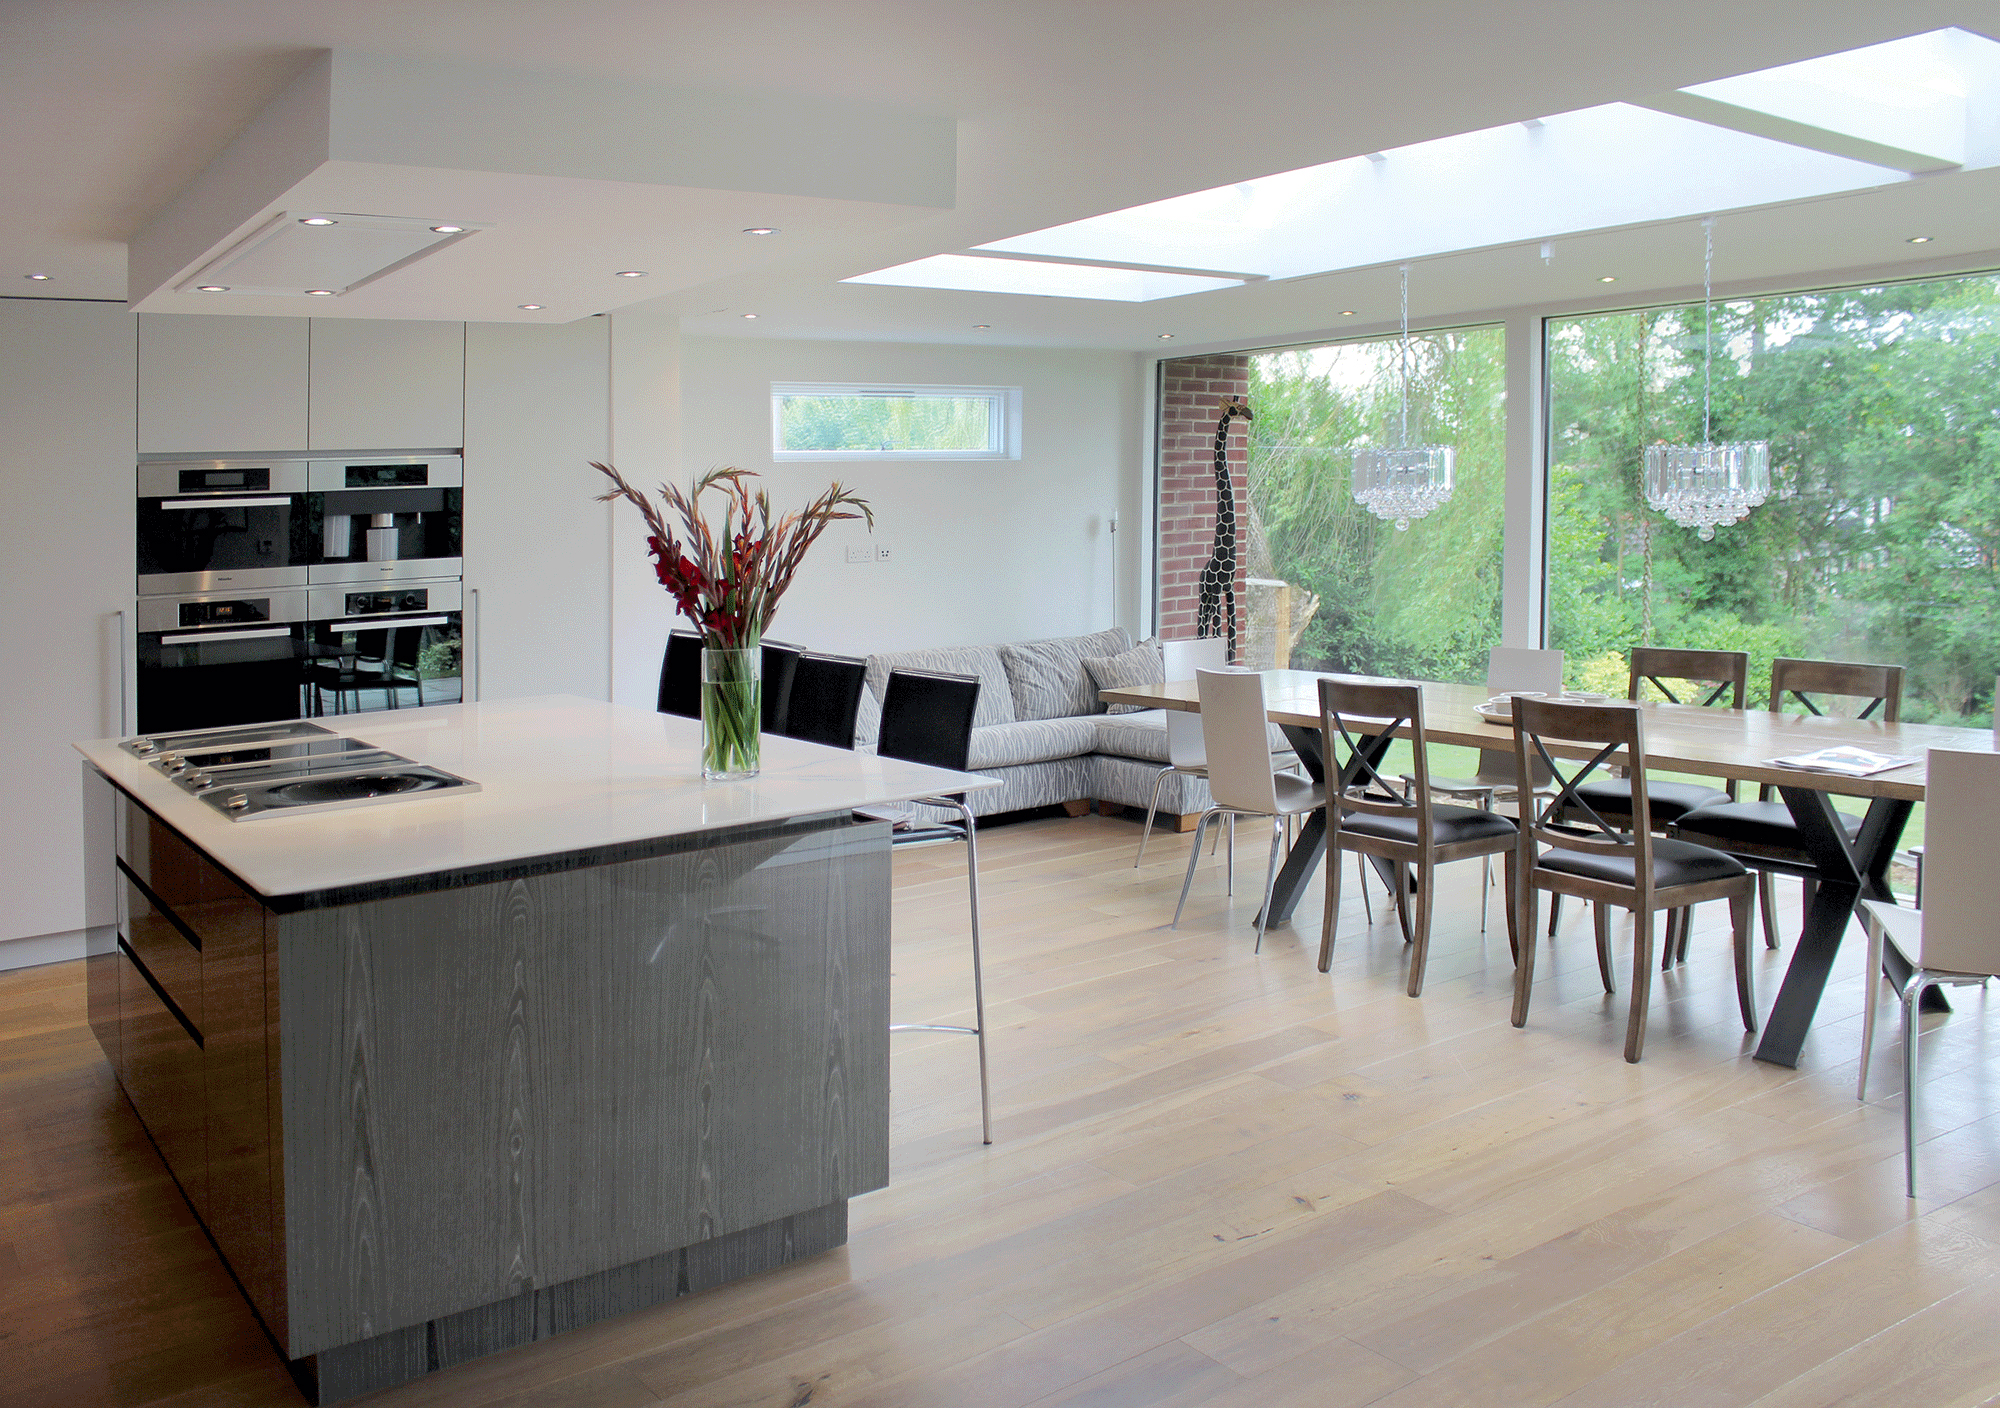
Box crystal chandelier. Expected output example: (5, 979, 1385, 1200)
(1644, 218, 1770, 541)
(1351, 263, 1455, 530)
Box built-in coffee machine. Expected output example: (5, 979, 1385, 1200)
(134, 453, 464, 733)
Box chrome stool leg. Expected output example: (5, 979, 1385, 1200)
(887, 799, 991, 1144)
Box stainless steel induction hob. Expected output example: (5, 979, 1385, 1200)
(198, 759, 479, 821)
(121, 718, 333, 759)
(118, 719, 479, 821)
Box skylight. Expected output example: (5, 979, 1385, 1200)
(840, 28, 2000, 303)
(840, 254, 1244, 302)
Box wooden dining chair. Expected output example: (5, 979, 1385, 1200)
(1405, 646, 1563, 933)
(1318, 677, 1518, 996)
(1673, 657, 1905, 953)
(1547, 646, 1746, 939)
(1509, 695, 1758, 1062)
(1857, 747, 2000, 1197)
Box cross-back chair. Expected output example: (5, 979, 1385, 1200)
(1548, 646, 1747, 939)
(1672, 657, 1905, 954)
(1318, 677, 1518, 997)
(1510, 696, 1758, 1062)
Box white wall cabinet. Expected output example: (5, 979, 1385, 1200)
(138, 314, 308, 453)
(308, 318, 465, 451)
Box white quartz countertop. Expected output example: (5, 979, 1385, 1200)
(76, 695, 998, 902)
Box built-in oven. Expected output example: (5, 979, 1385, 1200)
(135, 588, 310, 735)
(308, 455, 462, 586)
(305, 578, 463, 712)
(137, 460, 312, 595)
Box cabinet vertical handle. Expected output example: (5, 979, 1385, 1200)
(468, 587, 481, 701)
(115, 608, 131, 737)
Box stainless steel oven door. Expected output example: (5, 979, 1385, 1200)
(137, 460, 312, 595)
(305, 579, 463, 713)
(134, 588, 311, 735)
(307, 455, 462, 586)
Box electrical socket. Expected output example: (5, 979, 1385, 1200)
(845, 545, 872, 564)
(875, 544, 892, 562)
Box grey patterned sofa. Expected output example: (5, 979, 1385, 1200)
(850, 626, 1218, 821)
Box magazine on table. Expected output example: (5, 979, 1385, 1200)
(1766, 746, 1918, 778)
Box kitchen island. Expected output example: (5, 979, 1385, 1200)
(75, 696, 995, 1403)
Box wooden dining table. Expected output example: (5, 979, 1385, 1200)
(1100, 670, 1999, 1068)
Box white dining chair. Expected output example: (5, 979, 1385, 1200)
(1134, 637, 1228, 866)
(1405, 647, 1564, 932)
(1857, 747, 2000, 1197)
(1172, 669, 1326, 950)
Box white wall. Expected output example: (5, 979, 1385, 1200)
(677, 337, 1145, 655)
(608, 308, 682, 709)
(0, 299, 136, 960)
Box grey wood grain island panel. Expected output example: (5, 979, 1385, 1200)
(277, 818, 890, 1357)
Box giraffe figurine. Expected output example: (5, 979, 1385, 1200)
(1195, 395, 1253, 661)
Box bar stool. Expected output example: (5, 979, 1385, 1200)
(874, 668, 992, 1144)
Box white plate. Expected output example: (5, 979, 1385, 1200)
(1474, 701, 1515, 723)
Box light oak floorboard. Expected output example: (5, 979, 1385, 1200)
(3, 812, 1996, 1407)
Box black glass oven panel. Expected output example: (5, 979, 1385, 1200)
(178, 467, 271, 492)
(178, 598, 272, 628)
(137, 496, 313, 576)
(136, 627, 307, 735)
(307, 487, 461, 566)
(344, 589, 430, 615)
(344, 464, 432, 488)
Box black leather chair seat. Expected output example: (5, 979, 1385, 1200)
(1569, 777, 1731, 824)
(1538, 836, 1746, 889)
(1672, 799, 1864, 853)
(1339, 804, 1516, 847)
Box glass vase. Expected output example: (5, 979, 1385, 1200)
(700, 645, 762, 781)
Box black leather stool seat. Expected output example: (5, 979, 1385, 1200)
(1340, 805, 1517, 847)
(1570, 777, 1731, 824)
(1672, 799, 1864, 853)
(1538, 836, 1746, 889)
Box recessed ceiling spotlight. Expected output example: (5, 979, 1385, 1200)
(196, 285, 229, 292)
(1339, 309, 1357, 316)
(305, 288, 337, 296)
(25, 272, 50, 281)
(742, 227, 779, 236)
(1598, 275, 1617, 283)
(741, 312, 759, 319)
(1907, 235, 1933, 244)
(973, 324, 991, 330)
(518, 303, 544, 310)
(298, 217, 338, 227)
(1157, 333, 1176, 340)
(430, 224, 465, 234)
(615, 270, 648, 278)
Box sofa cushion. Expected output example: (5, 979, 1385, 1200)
(1082, 639, 1163, 714)
(966, 716, 1101, 770)
(1093, 710, 1295, 764)
(854, 643, 1018, 745)
(996, 626, 1131, 721)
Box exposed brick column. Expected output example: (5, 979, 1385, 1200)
(1156, 354, 1251, 653)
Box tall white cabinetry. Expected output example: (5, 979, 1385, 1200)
(0, 300, 137, 951)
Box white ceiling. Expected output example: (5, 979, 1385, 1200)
(5, 0, 2000, 351)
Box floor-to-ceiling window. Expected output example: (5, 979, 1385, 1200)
(1209, 324, 1507, 683)
(1546, 270, 2000, 723)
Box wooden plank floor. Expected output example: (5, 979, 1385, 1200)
(5, 813, 1999, 1407)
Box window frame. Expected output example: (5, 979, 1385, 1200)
(769, 381, 1022, 462)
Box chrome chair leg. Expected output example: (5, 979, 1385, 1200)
(1135, 764, 1174, 867)
(1253, 818, 1285, 953)
(1358, 852, 1374, 924)
(1901, 967, 1926, 1198)
(1225, 814, 1236, 896)
(886, 798, 991, 1144)
(1173, 809, 1221, 928)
